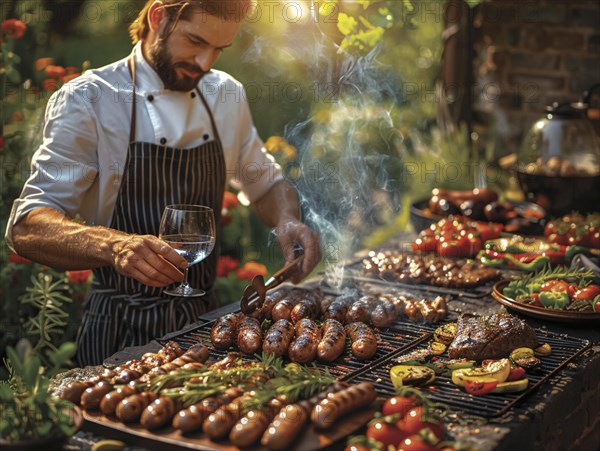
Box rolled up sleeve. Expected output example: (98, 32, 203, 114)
(5, 82, 99, 250)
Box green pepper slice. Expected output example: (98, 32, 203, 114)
(538, 291, 570, 309)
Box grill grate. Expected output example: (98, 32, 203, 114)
(346, 328, 590, 418)
(158, 314, 589, 418)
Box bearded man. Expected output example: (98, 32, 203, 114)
(6, 0, 321, 366)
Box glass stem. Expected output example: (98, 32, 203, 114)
(181, 267, 192, 294)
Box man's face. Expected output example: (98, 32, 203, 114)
(148, 9, 242, 91)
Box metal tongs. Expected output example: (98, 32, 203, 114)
(239, 252, 304, 314)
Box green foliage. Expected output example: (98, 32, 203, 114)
(0, 341, 77, 442)
(21, 273, 74, 358)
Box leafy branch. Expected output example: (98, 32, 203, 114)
(20, 273, 73, 358)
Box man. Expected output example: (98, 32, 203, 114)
(5, 0, 321, 366)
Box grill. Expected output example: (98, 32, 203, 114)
(158, 313, 590, 419)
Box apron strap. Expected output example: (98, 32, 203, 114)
(195, 87, 222, 146)
(127, 55, 137, 144)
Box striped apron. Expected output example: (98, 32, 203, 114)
(75, 56, 225, 366)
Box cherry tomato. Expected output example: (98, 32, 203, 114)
(593, 296, 600, 313)
(437, 240, 469, 258)
(540, 280, 570, 293)
(397, 435, 437, 451)
(544, 221, 556, 237)
(475, 222, 503, 242)
(529, 293, 542, 308)
(366, 421, 406, 446)
(396, 407, 445, 440)
(589, 231, 600, 249)
(463, 379, 498, 395)
(548, 232, 569, 246)
(507, 367, 526, 381)
(382, 396, 418, 417)
(573, 285, 600, 301)
(412, 236, 437, 253)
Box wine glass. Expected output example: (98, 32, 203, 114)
(159, 205, 216, 297)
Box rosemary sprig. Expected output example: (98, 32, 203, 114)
(505, 265, 595, 295)
(161, 382, 227, 407)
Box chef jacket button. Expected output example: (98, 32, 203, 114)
(191, 91, 196, 98)
(160, 137, 167, 145)
(203, 134, 209, 141)
(147, 95, 154, 102)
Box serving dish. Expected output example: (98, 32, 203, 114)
(492, 280, 600, 323)
(410, 199, 546, 234)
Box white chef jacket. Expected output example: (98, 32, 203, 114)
(5, 43, 283, 250)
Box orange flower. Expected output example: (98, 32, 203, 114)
(222, 191, 239, 209)
(43, 78, 58, 92)
(216, 255, 240, 277)
(45, 65, 66, 79)
(35, 57, 55, 72)
(235, 261, 267, 282)
(8, 252, 32, 264)
(67, 269, 92, 284)
(65, 66, 80, 75)
(1, 19, 26, 40)
(63, 72, 81, 83)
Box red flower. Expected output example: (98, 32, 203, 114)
(35, 57, 55, 72)
(63, 72, 81, 83)
(235, 261, 267, 282)
(222, 191, 239, 209)
(67, 269, 92, 284)
(216, 255, 239, 277)
(8, 252, 32, 264)
(43, 78, 58, 92)
(45, 65, 66, 79)
(1, 19, 26, 40)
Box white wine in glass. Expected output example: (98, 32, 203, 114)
(159, 205, 216, 297)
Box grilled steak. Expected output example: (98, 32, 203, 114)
(447, 313, 538, 360)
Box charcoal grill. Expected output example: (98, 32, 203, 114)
(157, 311, 589, 419)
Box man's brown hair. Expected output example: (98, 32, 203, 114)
(129, 0, 252, 44)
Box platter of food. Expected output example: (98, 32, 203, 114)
(492, 280, 600, 323)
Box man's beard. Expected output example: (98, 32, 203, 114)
(148, 37, 206, 91)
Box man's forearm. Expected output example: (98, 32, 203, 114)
(11, 207, 128, 270)
(252, 180, 301, 227)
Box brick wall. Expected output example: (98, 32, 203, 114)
(471, 0, 600, 158)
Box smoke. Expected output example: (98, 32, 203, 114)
(242, 2, 407, 289)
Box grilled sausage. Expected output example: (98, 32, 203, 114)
(236, 315, 263, 355)
(210, 313, 240, 350)
(290, 296, 319, 323)
(324, 301, 349, 323)
(311, 383, 377, 429)
(431, 296, 448, 321)
(371, 300, 397, 328)
(230, 399, 283, 447)
(345, 296, 377, 323)
(116, 392, 158, 423)
(404, 299, 423, 322)
(209, 352, 244, 371)
(250, 290, 287, 321)
(320, 295, 335, 314)
(263, 319, 295, 357)
(100, 386, 136, 416)
(183, 342, 210, 363)
(141, 352, 166, 368)
(418, 299, 437, 324)
(202, 396, 247, 439)
(288, 319, 321, 364)
(317, 319, 346, 362)
(80, 380, 113, 410)
(172, 397, 222, 433)
(271, 299, 298, 322)
(59, 380, 95, 404)
(261, 403, 308, 450)
(140, 396, 178, 429)
(345, 323, 377, 360)
(158, 341, 183, 360)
